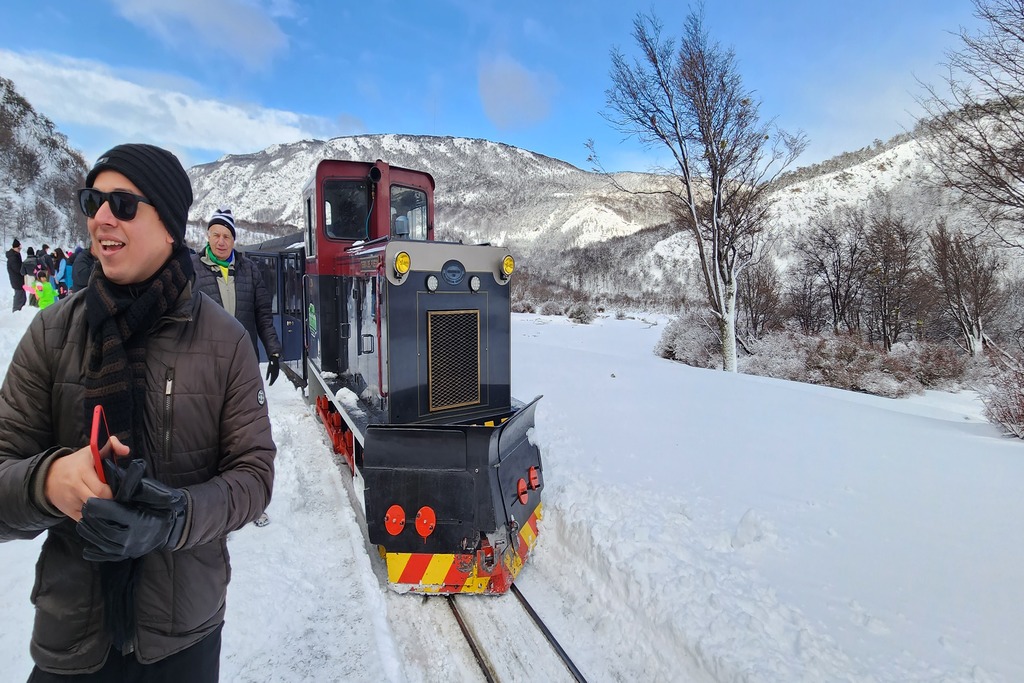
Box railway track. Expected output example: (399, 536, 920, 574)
(447, 585, 588, 683)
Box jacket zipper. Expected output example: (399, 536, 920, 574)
(162, 368, 174, 464)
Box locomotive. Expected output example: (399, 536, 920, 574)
(245, 159, 543, 594)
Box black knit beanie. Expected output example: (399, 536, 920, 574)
(86, 144, 193, 247)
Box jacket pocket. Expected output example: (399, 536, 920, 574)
(31, 531, 102, 654)
(136, 538, 230, 633)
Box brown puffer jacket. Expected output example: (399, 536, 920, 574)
(0, 284, 275, 674)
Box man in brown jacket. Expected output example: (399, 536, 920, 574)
(0, 143, 275, 681)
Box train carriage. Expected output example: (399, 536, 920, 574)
(247, 159, 543, 594)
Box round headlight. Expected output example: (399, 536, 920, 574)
(469, 276, 481, 292)
(501, 255, 515, 276)
(394, 251, 411, 275)
(426, 274, 439, 292)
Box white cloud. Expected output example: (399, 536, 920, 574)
(107, 0, 289, 70)
(0, 50, 357, 165)
(477, 54, 557, 131)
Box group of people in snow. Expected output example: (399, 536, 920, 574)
(6, 242, 83, 312)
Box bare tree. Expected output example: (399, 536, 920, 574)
(926, 218, 1005, 355)
(34, 202, 57, 239)
(783, 263, 829, 336)
(862, 195, 923, 352)
(594, 8, 806, 371)
(737, 259, 783, 342)
(917, 0, 1024, 248)
(792, 205, 868, 335)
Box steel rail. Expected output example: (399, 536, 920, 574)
(511, 584, 588, 683)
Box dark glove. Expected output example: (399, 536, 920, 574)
(102, 457, 145, 502)
(78, 466, 187, 562)
(266, 354, 280, 386)
(103, 458, 181, 509)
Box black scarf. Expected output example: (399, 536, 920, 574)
(83, 246, 194, 649)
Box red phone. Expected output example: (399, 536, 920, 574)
(90, 405, 112, 484)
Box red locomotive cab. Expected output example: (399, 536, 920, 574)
(302, 159, 435, 271)
(301, 159, 437, 403)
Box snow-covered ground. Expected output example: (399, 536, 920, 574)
(0, 306, 1021, 682)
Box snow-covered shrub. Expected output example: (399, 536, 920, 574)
(863, 351, 922, 398)
(539, 301, 563, 316)
(739, 332, 810, 382)
(982, 366, 1024, 438)
(512, 299, 536, 313)
(615, 310, 627, 320)
(804, 335, 872, 389)
(804, 335, 921, 398)
(567, 302, 596, 324)
(890, 342, 967, 389)
(655, 310, 719, 369)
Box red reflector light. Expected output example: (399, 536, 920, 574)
(528, 466, 540, 490)
(415, 506, 436, 539)
(517, 478, 529, 505)
(384, 504, 406, 536)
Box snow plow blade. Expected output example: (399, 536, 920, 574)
(362, 396, 543, 593)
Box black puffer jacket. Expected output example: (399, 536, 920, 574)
(6, 247, 22, 289)
(71, 249, 96, 292)
(0, 285, 275, 673)
(192, 250, 282, 358)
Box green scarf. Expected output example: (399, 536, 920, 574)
(204, 244, 233, 281)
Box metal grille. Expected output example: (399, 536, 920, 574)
(427, 310, 480, 411)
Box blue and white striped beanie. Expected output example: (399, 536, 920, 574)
(208, 207, 235, 238)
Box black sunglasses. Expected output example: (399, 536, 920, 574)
(77, 188, 153, 221)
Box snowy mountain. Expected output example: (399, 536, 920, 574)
(0, 77, 986, 305)
(188, 129, 970, 303)
(185, 134, 681, 259)
(0, 77, 88, 250)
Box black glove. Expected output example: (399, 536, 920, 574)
(102, 457, 145, 502)
(266, 354, 280, 386)
(102, 458, 182, 509)
(78, 460, 188, 562)
(78, 496, 187, 561)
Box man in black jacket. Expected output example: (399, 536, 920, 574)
(191, 208, 282, 383)
(0, 143, 275, 680)
(6, 239, 24, 311)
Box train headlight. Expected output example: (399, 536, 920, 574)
(501, 255, 515, 278)
(394, 251, 411, 277)
(426, 274, 439, 292)
(469, 275, 481, 292)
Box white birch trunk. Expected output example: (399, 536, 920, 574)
(721, 278, 739, 373)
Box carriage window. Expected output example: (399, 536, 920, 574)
(249, 255, 279, 314)
(390, 185, 428, 240)
(323, 179, 371, 240)
(283, 254, 303, 319)
(304, 196, 316, 257)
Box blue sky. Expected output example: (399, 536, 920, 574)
(0, 0, 981, 172)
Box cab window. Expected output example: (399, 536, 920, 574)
(390, 185, 428, 240)
(324, 179, 371, 240)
